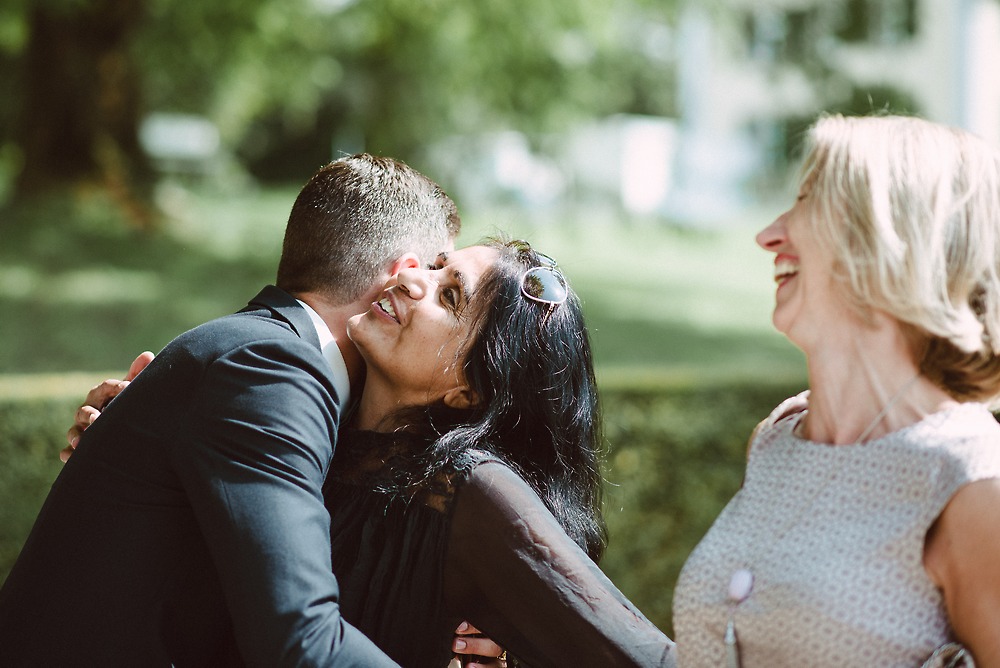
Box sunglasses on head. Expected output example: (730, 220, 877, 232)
(509, 241, 569, 323)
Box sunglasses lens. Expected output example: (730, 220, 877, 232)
(521, 266, 568, 304)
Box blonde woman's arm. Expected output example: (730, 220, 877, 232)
(925, 477, 1000, 665)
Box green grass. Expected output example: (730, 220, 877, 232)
(0, 185, 805, 380)
(0, 187, 288, 374)
(462, 211, 805, 381)
(0, 186, 807, 636)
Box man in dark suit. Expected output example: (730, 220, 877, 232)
(0, 155, 460, 666)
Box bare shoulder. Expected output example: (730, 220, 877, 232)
(746, 391, 809, 455)
(924, 478, 1000, 568)
(924, 477, 1000, 664)
(926, 477, 1000, 565)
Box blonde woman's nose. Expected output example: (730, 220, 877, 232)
(756, 215, 787, 251)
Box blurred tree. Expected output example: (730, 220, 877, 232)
(0, 0, 679, 218)
(6, 0, 154, 226)
(188, 0, 682, 181)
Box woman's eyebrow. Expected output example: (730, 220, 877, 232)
(447, 267, 470, 303)
(429, 252, 449, 270)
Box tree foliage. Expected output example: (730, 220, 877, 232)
(0, 0, 679, 213)
(2, 0, 153, 222)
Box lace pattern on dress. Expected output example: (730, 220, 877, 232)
(328, 428, 488, 514)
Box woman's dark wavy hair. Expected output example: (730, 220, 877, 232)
(402, 238, 607, 561)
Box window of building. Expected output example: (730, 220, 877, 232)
(836, 0, 918, 45)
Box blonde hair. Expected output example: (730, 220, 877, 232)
(800, 114, 1000, 404)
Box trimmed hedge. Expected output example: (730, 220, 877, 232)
(0, 378, 805, 636)
(0, 398, 75, 579)
(598, 378, 802, 636)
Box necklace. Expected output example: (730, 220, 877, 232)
(722, 373, 921, 668)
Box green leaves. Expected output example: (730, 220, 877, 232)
(135, 0, 680, 168)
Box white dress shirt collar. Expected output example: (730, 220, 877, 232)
(296, 299, 352, 408)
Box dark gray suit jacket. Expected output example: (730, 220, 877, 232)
(0, 286, 397, 667)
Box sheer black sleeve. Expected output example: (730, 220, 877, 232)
(444, 460, 677, 668)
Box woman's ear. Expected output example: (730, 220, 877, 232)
(388, 252, 421, 277)
(442, 385, 480, 410)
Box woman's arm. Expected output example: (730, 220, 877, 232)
(925, 477, 1000, 664)
(62, 351, 154, 461)
(445, 461, 676, 668)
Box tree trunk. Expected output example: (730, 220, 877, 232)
(14, 0, 155, 228)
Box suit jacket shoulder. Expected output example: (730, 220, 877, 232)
(0, 285, 397, 667)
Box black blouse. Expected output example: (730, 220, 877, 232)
(324, 429, 676, 667)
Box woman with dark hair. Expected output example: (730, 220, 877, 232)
(70, 239, 675, 667)
(328, 238, 671, 666)
(355, 237, 606, 558)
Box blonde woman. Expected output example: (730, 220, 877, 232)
(674, 115, 1000, 665)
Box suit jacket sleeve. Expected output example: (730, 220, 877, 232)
(446, 461, 677, 668)
(171, 337, 398, 667)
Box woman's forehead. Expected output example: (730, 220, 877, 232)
(437, 245, 500, 271)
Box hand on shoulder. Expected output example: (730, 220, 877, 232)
(61, 351, 154, 462)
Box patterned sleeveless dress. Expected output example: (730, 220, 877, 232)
(673, 395, 1000, 666)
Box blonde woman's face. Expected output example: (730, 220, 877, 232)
(755, 185, 854, 349)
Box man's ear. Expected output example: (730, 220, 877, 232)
(388, 253, 421, 277)
(442, 385, 480, 410)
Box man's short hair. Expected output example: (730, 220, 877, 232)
(276, 154, 461, 304)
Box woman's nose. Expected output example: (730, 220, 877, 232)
(395, 268, 434, 300)
(755, 214, 787, 251)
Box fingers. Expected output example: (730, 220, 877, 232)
(84, 378, 129, 414)
(66, 406, 100, 447)
(82, 351, 152, 416)
(60, 353, 152, 464)
(65, 381, 120, 450)
(452, 622, 506, 667)
(81, 351, 152, 416)
(454, 621, 480, 637)
(126, 351, 155, 381)
(61, 375, 131, 464)
(63, 404, 103, 463)
(75, 405, 101, 432)
(453, 636, 504, 658)
(66, 424, 83, 450)
(72, 380, 122, 440)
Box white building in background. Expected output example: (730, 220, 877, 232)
(428, 0, 1000, 224)
(667, 0, 1000, 222)
(560, 115, 678, 218)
